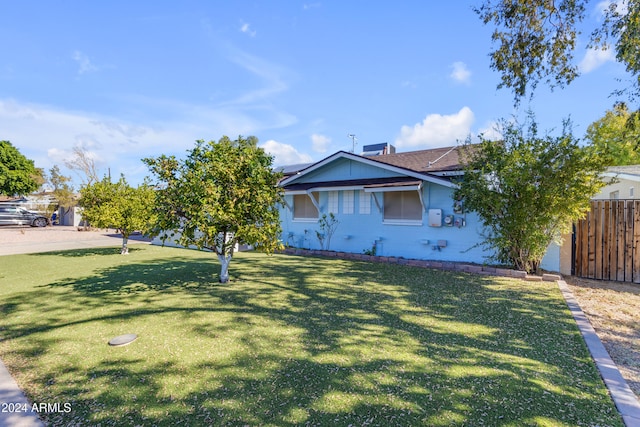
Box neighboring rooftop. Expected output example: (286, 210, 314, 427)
(606, 165, 640, 177)
(275, 163, 314, 178)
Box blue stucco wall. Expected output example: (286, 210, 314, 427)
(294, 158, 408, 183)
(279, 182, 492, 264)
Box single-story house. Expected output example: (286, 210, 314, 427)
(594, 165, 640, 200)
(277, 144, 493, 264)
(537, 165, 640, 276)
(542, 164, 640, 277)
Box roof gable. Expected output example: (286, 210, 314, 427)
(279, 150, 457, 189)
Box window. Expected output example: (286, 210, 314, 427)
(293, 194, 318, 219)
(343, 190, 354, 214)
(328, 191, 338, 214)
(359, 191, 371, 214)
(610, 190, 619, 200)
(383, 191, 422, 223)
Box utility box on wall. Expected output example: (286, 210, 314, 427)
(428, 209, 442, 227)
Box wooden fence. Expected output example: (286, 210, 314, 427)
(574, 199, 640, 283)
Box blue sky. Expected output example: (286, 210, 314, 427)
(0, 1, 628, 187)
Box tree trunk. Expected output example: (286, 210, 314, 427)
(217, 253, 232, 283)
(121, 235, 129, 255)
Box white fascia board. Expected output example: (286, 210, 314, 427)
(312, 185, 364, 192)
(364, 185, 421, 193)
(284, 186, 363, 195)
(602, 172, 640, 182)
(429, 170, 465, 177)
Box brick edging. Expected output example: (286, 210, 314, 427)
(278, 248, 561, 282)
(557, 280, 640, 426)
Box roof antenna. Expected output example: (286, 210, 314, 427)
(348, 133, 358, 153)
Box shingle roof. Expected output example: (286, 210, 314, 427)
(277, 145, 478, 189)
(365, 145, 470, 173)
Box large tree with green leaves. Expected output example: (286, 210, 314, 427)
(0, 140, 41, 196)
(79, 175, 156, 254)
(475, 0, 640, 103)
(585, 102, 640, 166)
(456, 115, 608, 273)
(143, 136, 284, 283)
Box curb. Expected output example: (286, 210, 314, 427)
(557, 280, 640, 427)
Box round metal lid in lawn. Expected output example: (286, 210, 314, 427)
(108, 334, 138, 347)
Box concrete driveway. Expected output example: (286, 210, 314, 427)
(0, 226, 151, 256)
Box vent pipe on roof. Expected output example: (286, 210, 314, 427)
(427, 145, 457, 168)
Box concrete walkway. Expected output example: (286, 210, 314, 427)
(0, 359, 43, 427)
(558, 280, 640, 427)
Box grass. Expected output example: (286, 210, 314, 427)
(0, 245, 625, 426)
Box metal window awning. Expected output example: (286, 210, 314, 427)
(363, 181, 426, 213)
(363, 180, 422, 192)
(283, 178, 428, 213)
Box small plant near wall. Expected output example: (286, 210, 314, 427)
(316, 213, 339, 250)
(362, 241, 377, 256)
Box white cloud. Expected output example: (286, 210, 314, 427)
(224, 50, 290, 105)
(197, 30, 296, 127)
(239, 22, 256, 37)
(450, 61, 471, 84)
(595, 0, 627, 17)
(401, 80, 417, 89)
(0, 99, 197, 185)
(395, 107, 475, 149)
(72, 50, 98, 75)
(579, 47, 616, 73)
(260, 140, 312, 166)
(311, 133, 331, 153)
(476, 121, 502, 141)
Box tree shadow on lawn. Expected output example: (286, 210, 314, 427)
(0, 251, 625, 426)
(31, 246, 146, 257)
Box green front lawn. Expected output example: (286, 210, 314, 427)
(0, 245, 623, 426)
